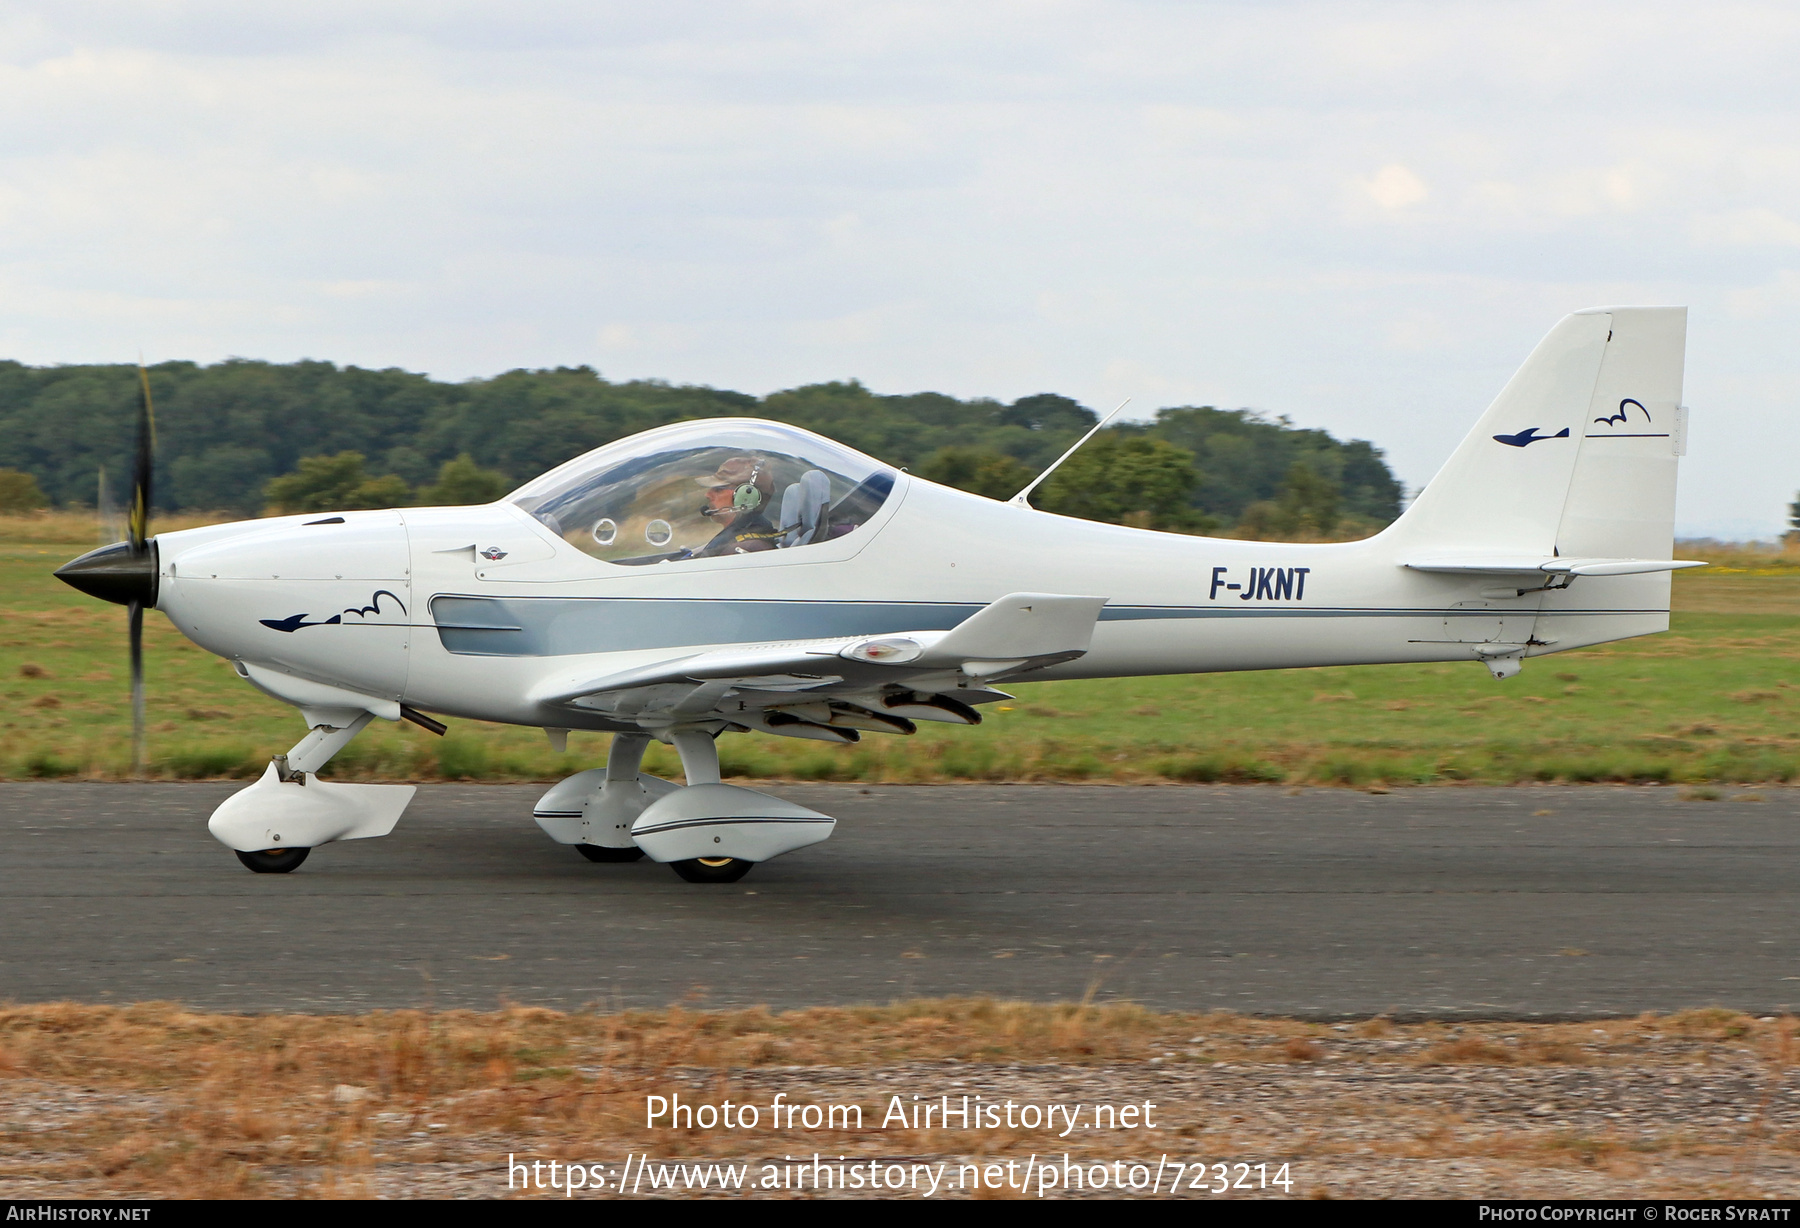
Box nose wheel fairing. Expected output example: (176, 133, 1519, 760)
(207, 702, 416, 862)
(208, 762, 415, 852)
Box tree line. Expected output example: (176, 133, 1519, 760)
(0, 359, 1404, 536)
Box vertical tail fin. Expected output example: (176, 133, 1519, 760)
(1387, 306, 1687, 561)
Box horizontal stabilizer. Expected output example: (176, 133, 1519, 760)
(1405, 556, 1705, 577)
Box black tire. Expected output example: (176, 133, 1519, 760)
(235, 847, 310, 874)
(576, 844, 645, 863)
(669, 856, 754, 883)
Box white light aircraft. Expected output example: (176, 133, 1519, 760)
(57, 307, 1699, 882)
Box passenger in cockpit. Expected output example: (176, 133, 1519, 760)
(692, 456, 782, 557)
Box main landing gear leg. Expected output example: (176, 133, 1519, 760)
(575, 733, 651, 863)
(669, 728, 722, 786)
(661, 728, 753, 883)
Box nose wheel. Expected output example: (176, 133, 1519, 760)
(670, 857, 754, 883)
(235, 847, 310, 874)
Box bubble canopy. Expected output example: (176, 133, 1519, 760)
(508, 420, 899, 566)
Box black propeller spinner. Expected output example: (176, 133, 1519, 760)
(53, 367, 157, 775)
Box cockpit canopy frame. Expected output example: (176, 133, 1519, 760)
(509, 419, 900, 567)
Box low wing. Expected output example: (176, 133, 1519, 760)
(1404, 556, 1705, 577)
(530, 592, 1108, 742)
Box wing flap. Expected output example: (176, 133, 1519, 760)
(531, 592, 1107, 733)
(535, 644, 850, 708)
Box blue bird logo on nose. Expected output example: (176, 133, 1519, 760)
(1492, 426, 1571, 448)
(259, 589, 408, 633)
(258, 612, 327, 633)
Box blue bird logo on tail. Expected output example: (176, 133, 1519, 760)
(1594, 398, 1649, 427)
(1492, 426, 1571, 448)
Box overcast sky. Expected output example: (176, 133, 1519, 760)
(2, 1, 1796, 536)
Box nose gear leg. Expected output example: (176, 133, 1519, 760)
(272, 711, 376, 784)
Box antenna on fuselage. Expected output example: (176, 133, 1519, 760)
(1008, 397, 1132, 508)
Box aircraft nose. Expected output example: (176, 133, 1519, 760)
(55, 540, 159, 607)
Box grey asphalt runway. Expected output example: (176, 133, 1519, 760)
(3, 782, 1797, 1018)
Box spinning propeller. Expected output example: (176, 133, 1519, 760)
(54, 367, 159, 776)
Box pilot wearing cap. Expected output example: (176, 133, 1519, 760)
(693, 456, 782, 557)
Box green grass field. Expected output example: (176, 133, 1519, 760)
(5, 513, 1798, 786)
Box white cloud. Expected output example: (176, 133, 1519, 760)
(1359, 164, 1429, 211)
(0, 2, 1793, 529)
(1726, 269, 1800, 318)
(1696, 207, 1800, 248)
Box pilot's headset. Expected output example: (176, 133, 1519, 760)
(730, 460, 766, 513)
(703, 458, 768, 518)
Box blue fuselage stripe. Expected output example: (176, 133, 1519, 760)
(427, 595, 1662, 658)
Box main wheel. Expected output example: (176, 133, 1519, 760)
(235, 847, 310, 874)
(669, 856, 754, 883)
(576, 844, 644, 863)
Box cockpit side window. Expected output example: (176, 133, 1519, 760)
(508, 422, 896, 566)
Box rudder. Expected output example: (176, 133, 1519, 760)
(1553, 306, 1687, 561)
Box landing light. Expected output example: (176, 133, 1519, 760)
(842, 637, 922, 664)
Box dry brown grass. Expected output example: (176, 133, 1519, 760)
(1674, 539, 1800, 573)
(2, 1001, 1798, 1199)
(2, 999, 1182, 1087)
(0, 509, 237, 545)
(1664, 1008, 1758, 1040)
